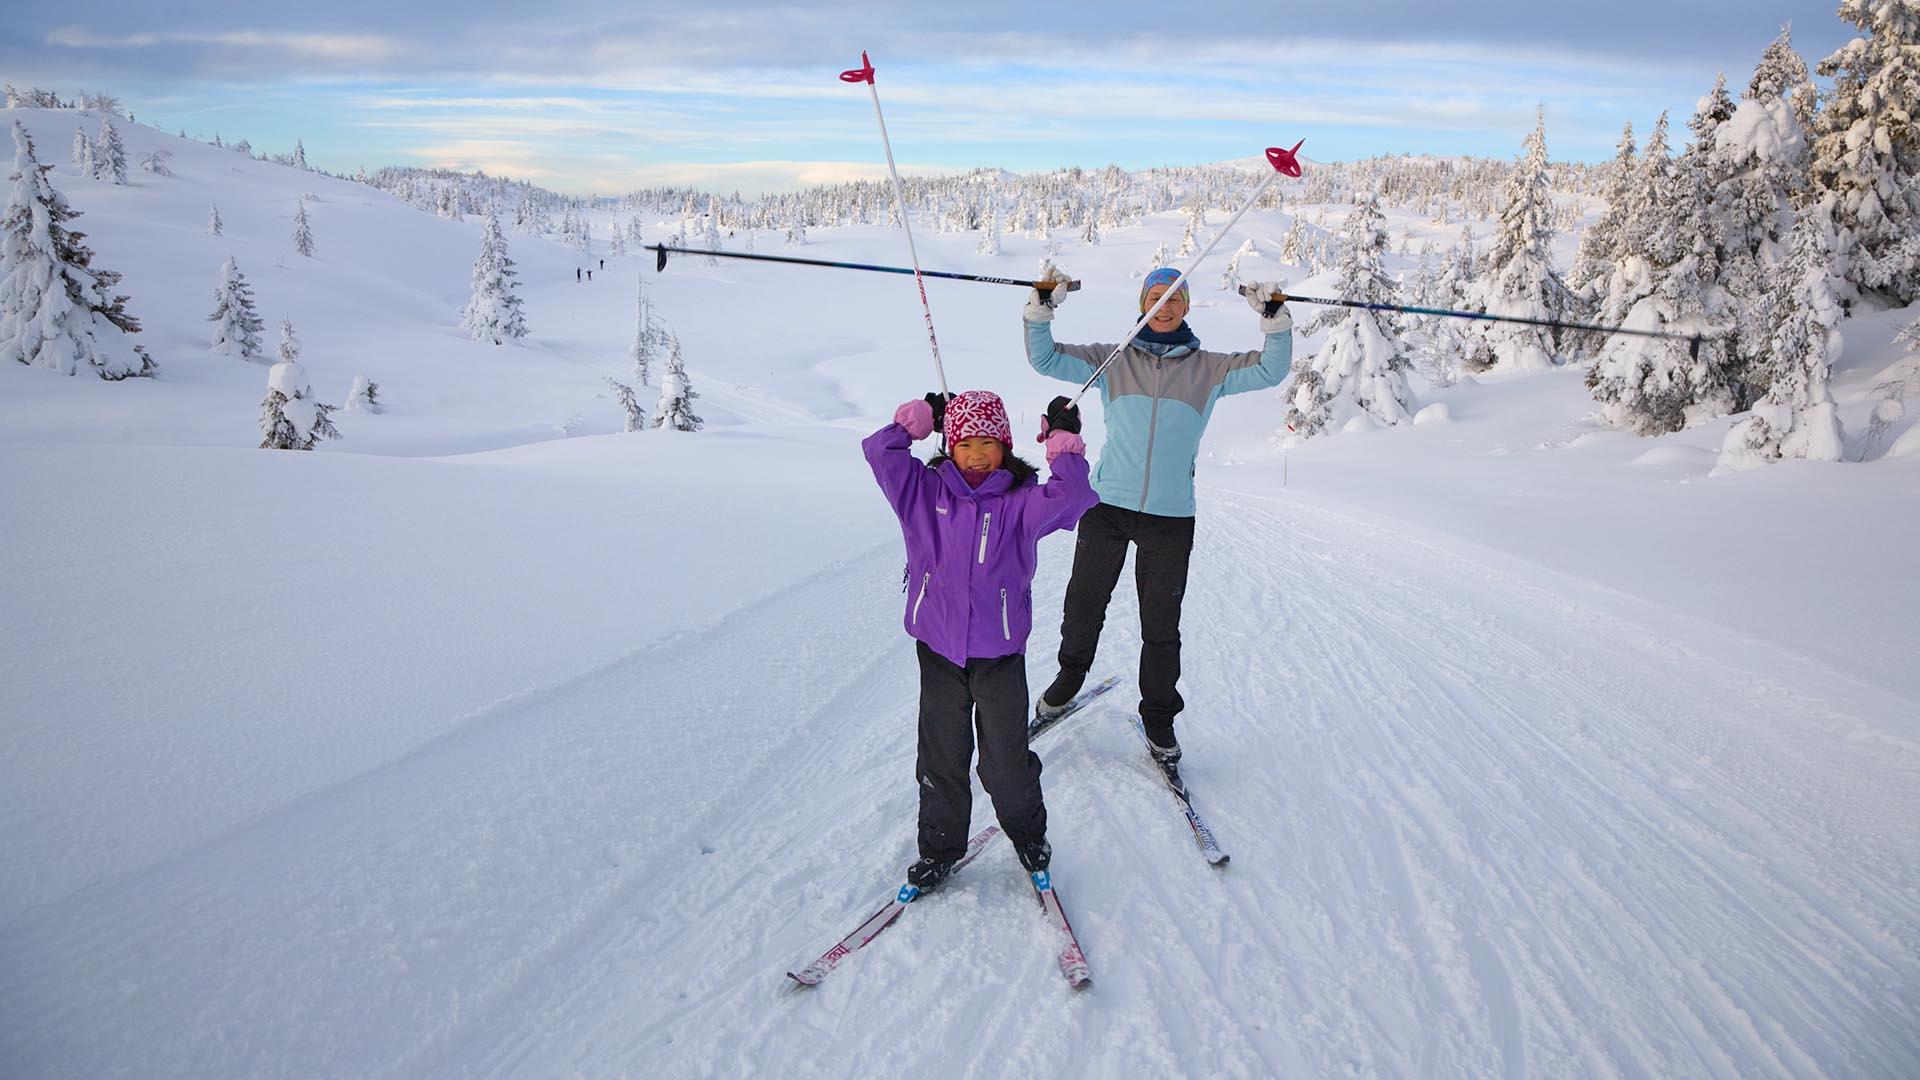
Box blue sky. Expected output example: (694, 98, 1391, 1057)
(1, 2, 1852, 196)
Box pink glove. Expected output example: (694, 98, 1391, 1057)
(1043, 430, 1086, 464)
(894, 399, 934, 440)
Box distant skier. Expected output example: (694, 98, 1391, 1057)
(599, 258, 605, 271)
(586, 269, 593, 282)
(576, 267, 582, 283)
(1023, 268, 1293, 768)
(863, 390, 1097, 892)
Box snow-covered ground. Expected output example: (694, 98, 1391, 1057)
(2, 109, 1916, 1078)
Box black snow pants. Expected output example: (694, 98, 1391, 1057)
(914, 642, 1047, 862)
(1053, 501, 1197, 747)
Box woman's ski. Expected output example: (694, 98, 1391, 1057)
(1129, 715, 1231, 866)
(1027, 869, 1092, 989)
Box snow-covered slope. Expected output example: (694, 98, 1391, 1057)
(2, 107, 1916, 1079)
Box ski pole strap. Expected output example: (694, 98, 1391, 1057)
(647, 245, 1079, 293)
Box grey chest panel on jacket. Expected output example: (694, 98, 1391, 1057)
(1103, 348, 1227, 412)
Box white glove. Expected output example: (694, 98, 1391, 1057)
(1246, 281, 1293, 333)
(1024, 267, 1073, 323)
(1023, 287, 1055, 324)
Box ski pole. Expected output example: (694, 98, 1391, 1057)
(841, 51, 950, 399)
(1236, 284, 1714, 358)
(646, 244, 1081, 296)
(1066, 142, 1305, 408)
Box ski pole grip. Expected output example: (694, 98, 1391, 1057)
(1237, 282, 1286, 317)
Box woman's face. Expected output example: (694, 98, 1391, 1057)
(951, 436, 1005, 476)
(1143, 284, 1188, 332)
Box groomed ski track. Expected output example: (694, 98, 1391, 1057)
(3, 486, 1915, 1079)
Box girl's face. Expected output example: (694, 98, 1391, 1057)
(951, 436, 1005, 476)
(1142, 283, 1189, 332)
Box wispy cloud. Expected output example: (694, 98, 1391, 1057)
(45, 26, 406, 64)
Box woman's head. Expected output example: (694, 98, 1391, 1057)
(944, 390, 1013, 480)
(1139, 267, 1190, 332)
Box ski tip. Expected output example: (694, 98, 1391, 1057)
(786, 970, 820, 988)
(1208, 852, 1232, 867)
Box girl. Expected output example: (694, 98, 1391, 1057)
(862, 390, 1098, 890)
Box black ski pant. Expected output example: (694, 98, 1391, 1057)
(915, 642, 1046, 862)
(1054, 501, 1196, 747)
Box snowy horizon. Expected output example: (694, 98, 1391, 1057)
(1, 1, 1852, 195)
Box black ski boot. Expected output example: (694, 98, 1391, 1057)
(906, 856, 957, 893)
(1014, 836, 1052, 874)
(1036, 672, 1085, 722)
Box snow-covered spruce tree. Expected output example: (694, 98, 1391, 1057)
(0, 120, 155, 379)
(1704, 28, 1819, 406)
(1409, 240, 1470, 388)
(91, 116, 127, 184)
(71, 125, 92, 176)
(139, 150, 171, 176)
(1221, 238, 1258, 292)
(631, 278, 658, 386)
(628, 217, 644, 248)
(292, 138, 308, 171)
(291, 202, 315, 257)
(652, 334, 702, 432)
(784, 213, 807, 246)
(976, 201, 999, 255)
(606, 377, 646, 432)
(1461, 110, 1572, 373)
(233, 138, 251, 157)
(1570, 121, 1637, 297)
(609, 223, 627, 257)
(1175, 200, 1203, 258)
(1811, 0, 1920, 305)
(1285, 196, 1413, 437)
(208, 256, 266, 359)
(460, 211, 528, 344)
(347, 374, 380, 414)
(260, 319, 339, 450)
(1079, 203, 1100, 246)
(207, 202, 223, 237)
(1587, 161, 1737, 435)
(1138, 240, 1170, 278)
(1716, 208, 1846, 472)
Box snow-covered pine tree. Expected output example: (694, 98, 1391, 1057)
(1176, 200, 1203, 258)
(208, 256, 266, 359)
(606, 377, 646, 432)
(460, 210, 528, 344)
(1221, 238, 1258, 291)
(1811, 0, 1920, 305)
(91, 116, 127, 184)
(233, 138, 251, 157)
(652, 334, 703, 432)
(207, 202, 223, 237)
(1716, 207, 1846, 471)
(1587, 159, 1737, 435)
(785, 212, 807, 246)
(1285, 195, 1413, 437)
(0, 120, 155, 379)
(627, 217, 644, 248)
(1079, 203, 1100, 246)
(698, 197, 721, 265)
(71, 125, 91, 176)
(1570, 121, 1637, 297)
(347, 374, 380, 414)
(1138, 240, 1170, 278)
(1461, 109, 1572, 373)
(291, 202, 315, 257)
(1408, 240, 1468, 388)
(631, 278, 657, 386)
(976, 200, 999, 255)
(609, 222, 627, 257)
(1706, 27, 1819, 406)
(292, 138, 308, 170)
(259, 320, 339, 449)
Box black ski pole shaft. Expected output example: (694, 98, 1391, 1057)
(1237, 284, 1712, 348)
(647, 244, 1080, 295)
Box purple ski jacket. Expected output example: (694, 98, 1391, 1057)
(863, 422, 1098, 667)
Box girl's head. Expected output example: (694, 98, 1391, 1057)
(1139, 267, 1191, 332)
(944, 390, 1013, 483)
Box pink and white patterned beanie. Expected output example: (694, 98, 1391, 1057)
(944, 390, 1013, 445)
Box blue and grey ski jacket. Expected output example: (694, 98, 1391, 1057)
(1025, 319, 1292, 517)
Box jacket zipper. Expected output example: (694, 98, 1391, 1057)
(911, 572, 930, 624)
(977, 511, 992, 564)
(1140, 353, 1165, 510)
(1000, 588, 1010, 640)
